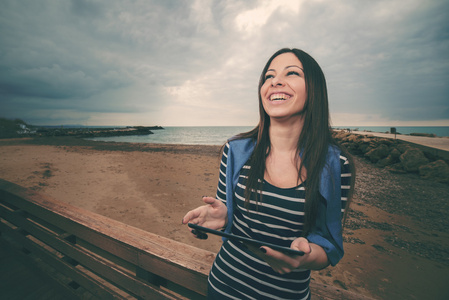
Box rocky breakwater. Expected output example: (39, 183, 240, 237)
(35, 126, 164, 138)
(333, 131, 449, 184)
(79, 126, 158, 138)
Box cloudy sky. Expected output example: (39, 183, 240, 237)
(1, 0, 448, 127)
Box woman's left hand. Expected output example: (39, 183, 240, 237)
(244, 237, 328, 274)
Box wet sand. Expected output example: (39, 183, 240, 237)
(1, 137, 448, 299)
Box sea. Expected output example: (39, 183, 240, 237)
(86, 126, 253, 145)
(85, 126, 449, 146)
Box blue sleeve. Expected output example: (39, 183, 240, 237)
(307, 154, 351, 266)
(306, 198, 344, 266)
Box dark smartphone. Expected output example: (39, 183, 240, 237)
(188, 223, 304, 256)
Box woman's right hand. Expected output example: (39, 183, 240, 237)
(181, 196, 228, 238)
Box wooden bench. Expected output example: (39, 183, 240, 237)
(0, 179, 372, 299)
(0, 178, 214, 299)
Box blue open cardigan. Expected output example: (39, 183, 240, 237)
(223, 137, 344, 266)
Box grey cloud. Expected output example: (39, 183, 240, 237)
(0, 64, 130, 99)
(291, 0, 449, 122)
(70, 0, 103, 18)
(0, 0, 447, 126)
(1, 1, 133, 96)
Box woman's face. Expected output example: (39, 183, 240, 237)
(260, 52, 307, 122)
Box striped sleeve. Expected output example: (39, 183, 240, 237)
(216, 143, 229, 205)
(340, 155, 352, 214)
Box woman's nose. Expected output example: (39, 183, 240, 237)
(271, 76, 284, 87)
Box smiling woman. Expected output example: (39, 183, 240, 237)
(182, 48, 356, 299)
(260, 52, 307, 123)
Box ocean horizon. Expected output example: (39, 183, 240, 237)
(85, 125, 449, 145)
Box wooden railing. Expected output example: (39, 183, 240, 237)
(0, 178, 214, 299)
(0, 178, 373, 299)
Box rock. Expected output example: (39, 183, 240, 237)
(396, 143, 412, 154)
(377, 138, 394, 146)
(419, 160, 449, 183)
(377, 148, 401, 167)
(389, 148, 402, 160)
(341, 142, 354, 152)
(365, 144, 389, 163)
(400, 148, 429, 172)
(332, 131, 448, 184)
(410, 132, 436, 137)
(342, 141, 360, 154)
(334, 131, 351, 141)
(423, 150, 438, 162)
(358, 144, 371, 154)
(385, 163, 407, 174)
(346, 134, 362, 143)
(361, 137, 372, 143)
(358, 138, 376, 154)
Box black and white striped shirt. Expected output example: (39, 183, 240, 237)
(208, 143, 351, 299)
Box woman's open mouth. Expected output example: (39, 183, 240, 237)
(269, 93, 291, 101)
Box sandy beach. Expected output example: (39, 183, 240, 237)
(1, 136, 448, 299)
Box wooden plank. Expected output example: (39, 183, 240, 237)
(0, 178, 215, 274)
(0, 179, 214, 295)
(1, 204, 186, 299)
(0, 220, 184, 300)
(1, 199, 210, 298)
(137, 251, 209, 296)
(0, 220, 127, 299)
(0, 237, 82, 300)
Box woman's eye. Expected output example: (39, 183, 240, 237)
(287, 71, 300, 76)
(264, 74, 274, 80)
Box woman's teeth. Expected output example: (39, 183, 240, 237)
(270, 93, 290, 101)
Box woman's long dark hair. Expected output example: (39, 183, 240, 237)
(231, 48, 355, 236)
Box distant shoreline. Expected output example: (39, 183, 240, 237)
(333, 126, 449, 137)
(1, 125, 164, 139)
(2, 125, 448, 144)
(82, 126, 449, 147)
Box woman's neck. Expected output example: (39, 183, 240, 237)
(268, 117, 304, 153)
